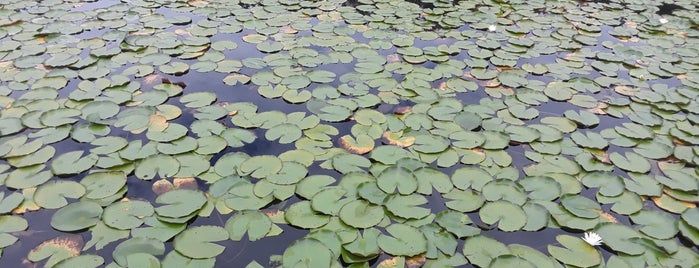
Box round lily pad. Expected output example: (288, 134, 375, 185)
(51, 201, 103, 232)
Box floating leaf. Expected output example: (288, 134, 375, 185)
(547, 235, 602, 267)
(51, 151, 98, 175)
(282, 238, 333, 267)
(338, 200, 384, 229)
(34, 181, 86, 209)
(112, 238, 165, 267)
(154, 189, 206, 219)
(51, 201, 103, 232)
(609, 152, 651, 173)
(377, 224, 427, 257)
(479, 200, 526, 232)
(225, 211, 272, 241)
(28, 235, 83, 268)
(174, 225, 228, 259)
(103, 200, 154, 230)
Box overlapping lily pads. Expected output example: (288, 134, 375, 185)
(0, 0, 698, 267)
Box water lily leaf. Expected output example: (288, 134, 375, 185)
(257, 41, 284, 53)
(131, 216, 186, 243)
(338, 199, 384, 229)
(103, 200, 154, 230)
(377, 166, 418, 195)
(180, 92, 216, 108)
(682, 208, 699, 230)
(146, 123, 188, 142)
(413, 135, 449, 153)
(51, 150, 98, 175)
(135, 154, 180, 180)
(240, 155, 282, 179)
(5, 164, 52, 189)
(285, 200, 330, 229)
(28, 235, 83, 268)
(444, 188, 485, 213)
(112, 237, 165, 267)
(159, 61, 189, 75)
(657, 169, 699, 191)
(489, 255, 536, 268)
(435, 210, 479, 238)
(223, 73, 251, 85)
(479, 200, 526, 232)
(0, 215, 28, 233)
(377, 224, 427, 257)
(547, 235, 601, 267)
(283, 238, 333, 267)
(174, 225, 227, 259)
(225, 210, 272, 241)
(595, 223, 645, 255)
(34, 181, 86, 209)
(609, 152, 650, 173)
(560, 194, 601, 219)
(343, 228, 381, 258)
(266, 123, 302, 144)
(0, 118, 24, 136)
(51, 201, 103, 231)
(462, 235, 509, 267)
(154, 189, 206, 219)
(83, 222, 129, 251)
(223, 181, 274, 210)
(125, 253, 160, 268)
(40, 108, 81, 127)
(7, 145, 55, 168)
(615, 122, 654, 140)
(581, 172, 624, 197)
(80, 171, 127, 200)
(630, 210, 678, 239)
(570, 131, 608, 149)
(339, 134, 374, 154)
(306, 70, 336, 83)
(384, 194, 430, 220)
(414, 167, 453, 194)
(162, 251, 216, 268)
(452, 167, 493, 191)
(54, 255, 104, 268)
(564, 110, 599, 127)
(310, 187, 351, 216)
(0, 192, 24, 214)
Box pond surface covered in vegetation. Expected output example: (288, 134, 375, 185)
(0, 0, 698, 267)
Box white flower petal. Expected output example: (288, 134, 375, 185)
(659, 18, 669, 24)
(488, 25, 497, 32)
(582, 232, 603, 246)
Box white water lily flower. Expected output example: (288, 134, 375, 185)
(659, 18, 669, 24)
(488, 25, 497, 32)
(583, 232, 603, 246)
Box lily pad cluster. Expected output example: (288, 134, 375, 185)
(0, 0, 698, 267)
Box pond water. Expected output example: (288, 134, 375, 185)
(0, 0, 698, 267)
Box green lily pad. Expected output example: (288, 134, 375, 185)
(112, 237, 165, 267)
(377, 224, 427, 257)
(34, 181, 86, 209)
(103, 200, 154, 230)
(51, 201, 103, 231)
(338, 199, 384, 229)
(547, 235, 602, 267)
(50, 150, 98, 175)
(225, 210, 272, 241)
(479, 200, 527, 232)
(154, 189, 207, 219)
(609, 152, 651, 173)
(283, 238, 333, 267)
(285, 201, 330, 229)
(174, 225, 228, 259)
